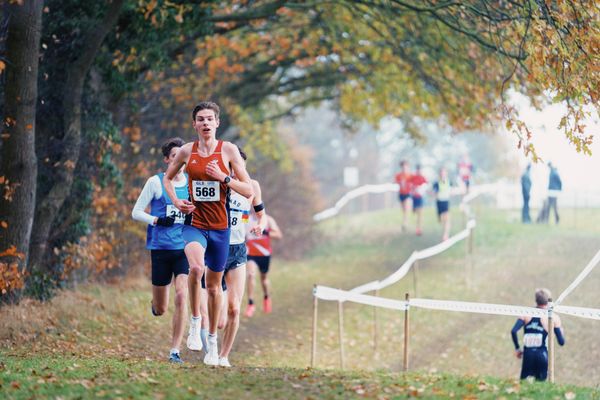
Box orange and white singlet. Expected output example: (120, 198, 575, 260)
(186, 140, 230, 230)
(246, 215, 272, 257)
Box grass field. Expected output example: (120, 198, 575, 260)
(2, 201, 600, 398)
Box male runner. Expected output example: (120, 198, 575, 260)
(163, 101, 253, 366)
(433, 167, 451, 241)
(457, 154, 474, 193)
(394, 160, 412, 232)
(409, 164, 427, 236)
(511, 288, 565, 381)
(216, 147, 267, 367)
(132, 137, 189, 363)
(244, 214, 282, 317)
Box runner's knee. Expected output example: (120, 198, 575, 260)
(174, 290, 186, 308)
(228, 302, 240, 319)
(206, 284, 220, 297)
(189, 265, 203, 279)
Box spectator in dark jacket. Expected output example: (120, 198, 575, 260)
(547, 162, 562, 224)
(521, 164, 532, 223)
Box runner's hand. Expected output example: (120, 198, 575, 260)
(206, 160, 226, 181)
(175, 199, 195, 214)
(249, 225, 262, 236)
(156, 216, 175, 227)
(515, 350, 523, 359)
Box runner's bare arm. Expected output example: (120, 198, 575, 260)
(267, 215, 282, 239)
(163, 143, 195, 214)
(249, 179, 267, 236)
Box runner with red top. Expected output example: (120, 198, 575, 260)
(394, 160, 412, 232)
(244, 214, 282, 317)
(163, 101, 254, 366)
(409, 164, 427, 236)
(458, 154, 474, 193)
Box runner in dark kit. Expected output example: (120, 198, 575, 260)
(510, 288, 565, 381)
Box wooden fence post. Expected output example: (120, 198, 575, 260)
(403, 293, 410, 372)
(338, 300, 345, 370)
(548, 299, 555, 383)
(311, 285, 318, 368)
(374, 288, 379, 352)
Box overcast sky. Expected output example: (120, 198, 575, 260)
(511, 93, 600, 194)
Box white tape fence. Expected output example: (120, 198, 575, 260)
(310, 182, 600, 382)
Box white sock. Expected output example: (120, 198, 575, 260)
(170, 348, 179, 356)
(200, 328, 209, 351)
(208, 333, 217, 343)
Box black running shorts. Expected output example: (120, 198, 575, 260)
(150, 249, 189, 286)
(248, 255, 271, 274)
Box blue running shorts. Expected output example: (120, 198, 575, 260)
(182, 225, 230, 272)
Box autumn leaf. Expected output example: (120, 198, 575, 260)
(0, 245, 25, 259)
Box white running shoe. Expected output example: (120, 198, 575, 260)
(204, 340, 219, 366)
(218, 357, 231, 368)
(186, 318, 203, 351)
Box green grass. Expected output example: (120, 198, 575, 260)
(1, 353, 598, 399)
(2, 203, 600, 398)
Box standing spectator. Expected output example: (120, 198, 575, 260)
(409, 164, 427, 236)
(394, 160, 412, 232)
(547, 162, 562, 224)
(521, 164, 532, 223)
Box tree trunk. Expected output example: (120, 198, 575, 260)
(28, 0, 125, 270)
(0, 1, 44, 270)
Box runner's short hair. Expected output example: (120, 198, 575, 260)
(161, 137, 185, 157)
(192, 101, 220, 121)
(237, 145, 247, 161)
(535, 288, 551, 306)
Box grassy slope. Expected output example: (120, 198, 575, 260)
(1, 203, 600, 398)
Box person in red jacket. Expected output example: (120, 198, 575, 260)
(244, 214, 282, 316)
(409, 164, 427, 236)
(394, 160, 412, 232)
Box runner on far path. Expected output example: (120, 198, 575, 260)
(216, 146, 267, 367)
(131, 137, 189, 363)
(433, 167, 451, 241)
(163, 101, 254, 366)
(409, 164, 427, 236)
(244, 214, 282, 317)
(457, 154, 474, 193)
(394, 160, 412, 232)
(511, 288, 565, 381)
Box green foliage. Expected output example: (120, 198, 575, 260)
(22, 269, 57, 302)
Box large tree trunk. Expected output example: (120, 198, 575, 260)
(0, 1, 44, 272)
(28, 0, 125, 270)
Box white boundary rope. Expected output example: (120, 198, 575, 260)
(314, 285, 600, 320)
(554, 249, 600, 306)
(313, 183, 400, 222)
(312, 181, 600, 323)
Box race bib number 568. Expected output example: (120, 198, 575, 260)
(192, 180, 220, 202)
